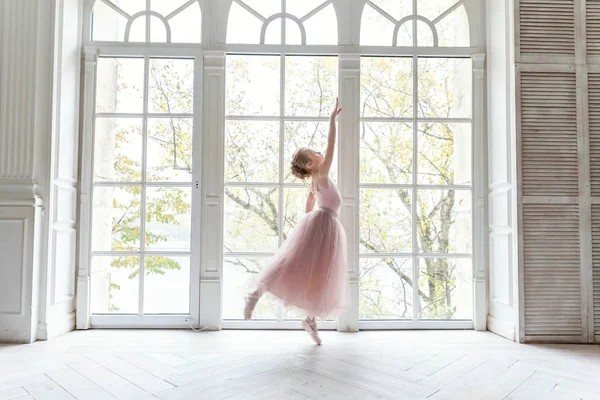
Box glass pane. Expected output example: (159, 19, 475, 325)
(168, 3, 202, 43)
(361, 57, 412, 118)
(360, 122, 413, 184)
(418, 123, 471, 185)
(418, 258, 472, 320)
(286, 18, 302, 45)
(417, 190, 472, 254)
(96, 58, 144, 114)
(303, 4, 338, 45)
(226, 55, 280, 116)
(149, 16, 167, 42)
(243, 0, 280, 18)
(416, 19, 433, 46)
(283, 187, 309, 238)
(145, 187, 192, 251)
(418, 58, 472, 118)
(226, 2, 263, 44)
(225, 121, 279, 183)
(418, 0, 460, 24)
(91, 256, 139, 314)
(91, 1, 128, 42)
(286, 0, 326, 18)
(223, 257, 306, 320)
(92, 186, 141, 252)
(264, 18, 282, 44)
(284, 121, 338, 183)
(128, 16, 146, 42)
(395, 19, 413, 46)
(435, 7, 470, 47)
(146, 118, 193, 182)
(94, 118, 142, 182)
(148, 58, 194, 114)
(370, 0, 413, 20)
(360, 258, 413, 320)
(285, 56, 338, 117)
(115, 0, 146, 16)
(151, 0, 194, 16)
(144, 256, 190, 314)
(224, 187, 279, 252)
(360, 189, 412, 253)
(359, 3, 395, 46)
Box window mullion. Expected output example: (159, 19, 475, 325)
(139, 55, 150, 316)
(279, 53, 286, 247)
(412, 54, 419, 322)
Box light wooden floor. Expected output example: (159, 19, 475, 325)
(1, 329, 599, 400)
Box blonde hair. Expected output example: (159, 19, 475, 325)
(290, 147, 312, 181)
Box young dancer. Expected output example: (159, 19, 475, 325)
(243, 98, 351, 345)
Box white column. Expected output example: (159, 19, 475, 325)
(472, 53, 487, 331)
(198, 51, 226, 330)
(337, 54, 360, 332)
(76, 47, 98, 330)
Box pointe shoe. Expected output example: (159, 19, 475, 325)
(302, 317, 322, 345)
(244, 293, 259, 320)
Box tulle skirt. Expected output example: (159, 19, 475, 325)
(255, 208, 351, 319)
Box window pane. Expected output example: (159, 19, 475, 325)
(146, 118, 193, 182)
(361, 57, 413, 118)
(223, 257, 305, 320)
(91, 256, 139, 314)
(264, 18, 282, 44)
(94, 118, 142, 183)
(418, 123, 471, 185)
(286, 0, 326, 18)
(285, 56, 338, 117)
(416, 19, 433, 46)
(360, 0, 413, 46)
(360, 258, 413, 320)
(417, 189, 471, 253)
(145, 187, 191, 252)
(360, 122, 413, 184)
(128, 17, 146, 42)
(284, 121, 338, 183)
(96, 58, 144, 114)
(226, 2, 263, 44)
(168, 3, 202, 43)
(243, 0, 280, 18)
(224, 187, 279, 252)
(418, 258, 472, 320)
(144, 256, 190, 314)
(149, 16, 167, 42)
(226, 55, 280, 116)
(286, 19, 303, 45)
(303, 4, 338, 45)
(283, 187, 309, 238)
(92, 186, 141, 252)
(149, 59, 194, 114)
(360, 189, 412, 254)
(435, 7, 470, 47)
(418, 58, 472, 118)
(91, 1, 128, 42)
(115, 0, 146, 16)
(225, 121, 279, 183)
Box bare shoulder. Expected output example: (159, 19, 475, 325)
(313, 173, 330, 191)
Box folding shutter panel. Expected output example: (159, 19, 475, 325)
(518, 0, 575, 56)
(591, 206, 600, 337)
(589, 73, 600, 339)
(520, 71, 578, 196)
(587, 0, 600, 57)
(523, 205, 582, 336)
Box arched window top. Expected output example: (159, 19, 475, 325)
(91, 0, 202, 43)
(360, 0, 470, 47)
(226, 0, 338, 45)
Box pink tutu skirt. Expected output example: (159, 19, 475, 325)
(255, 208, 351, 319)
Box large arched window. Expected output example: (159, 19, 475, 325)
(91, 0, 202, 43)
(226, 0, 337, 45)
(360, 0, 470, 46)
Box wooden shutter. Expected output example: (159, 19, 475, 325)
(518, 0, 575, 56)
(592, 206, 600, 336)
(523, 204, 582, 337)
(519, 71, 578, 197)
(588, 0, 600, 57)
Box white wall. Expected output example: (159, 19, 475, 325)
(0, 0, 82, 343)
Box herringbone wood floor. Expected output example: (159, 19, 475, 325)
(1, 329, 599, 399)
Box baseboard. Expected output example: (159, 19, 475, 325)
(37, 311, 76, 341)
(487, 315, 515, 341)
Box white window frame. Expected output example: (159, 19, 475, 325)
(77, 0, 486, 331)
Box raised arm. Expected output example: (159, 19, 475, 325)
(319, 98, 342, 176)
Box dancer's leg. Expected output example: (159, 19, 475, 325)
(302, 316, 322, 345)
(244, 287, 263, 320)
